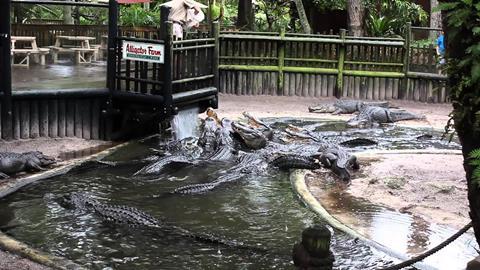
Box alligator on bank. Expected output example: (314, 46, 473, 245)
(346, 106, 426, 128)
(314, 143, 359, 182)
(308, 100, 391, 114)
(53, 192, 265, 252)
(0, 151, 56, 179)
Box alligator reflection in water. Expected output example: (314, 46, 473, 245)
(0, 118, 464, 269)
(309, 173, 477, 270)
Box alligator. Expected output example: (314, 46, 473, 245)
(54, 192, 264, 252)
(133, 137, 202, 176)
(0, 151, 56, 179)
(201, 118, 238, 161)
(314, 143, 359, 182)
(198, 116, 219, 153)
(346, 106, 426, 128)
(231, 121, 268, 150)
(171, 143, 324, 195)
(308, 99, 391, 114)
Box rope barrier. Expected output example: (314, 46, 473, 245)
(381, 222, 473, 270)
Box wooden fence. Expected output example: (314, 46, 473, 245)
(0, 90, 110, 140)
(219, 28, 448, 103)
(11, 24, 159, 47)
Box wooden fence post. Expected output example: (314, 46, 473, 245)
(212, 22, 220, 93)
(401, 22, 411, 99)
(0, 0, 12, 140)
(277, 28, 286, 95)
(335, 29, 346, 98)
(163, 20, 174, 116)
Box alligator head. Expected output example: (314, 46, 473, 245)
(346, 114, 372, 128)
(54, 192, 100, 211)
(24, 151, 56, 165)
(198, 117, 219, 151)
(231, 121, 267, 150)
(308, 104, 336, 113)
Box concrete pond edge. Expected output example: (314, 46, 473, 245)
(289, 169, 437, 270)
(0, 139, 137, 270)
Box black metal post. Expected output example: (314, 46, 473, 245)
(159, 6, 170, 40)
(163, 19, 174, 116)
(0, 0, 13, 140)
(211, 22, 219, 109)
(107, 0, 118, 92)
(105, 0, 119, 140)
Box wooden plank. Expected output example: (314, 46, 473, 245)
(39, 100, 49, 137)
(74, 100, 83, 138)
(328, 75, 335, 97)
(20, 101, 30, 139)
(48, 99, 58, 138)
(379, 78, 386, 100)
(354, 76, 361, 99)
(13, 103, 20, 140)
(66, 99, 75, 137)
(82, 99, 91, 139)
(57, 99, 66, 138)
(385, 78, 392, 100)
(393, 78, 399, 99)
(29, 100, 39, 138)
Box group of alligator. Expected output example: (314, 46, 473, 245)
(0, 99, 426, 254)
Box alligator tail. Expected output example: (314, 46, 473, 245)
(166, 225, 268, 253)
(270, 155, 321, 170)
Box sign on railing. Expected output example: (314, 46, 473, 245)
(122, 40, 164, 63)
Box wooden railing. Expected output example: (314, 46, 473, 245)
(218, 27, 448, 103)
(113, 22, 219, 115)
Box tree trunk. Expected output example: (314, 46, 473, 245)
(293, 0, 311, 34)
(63, 6, 74, 25)
(236, 0, 253, 30)
(347, 0, 364, 36)
(440, 0, 480, 246)
(430, 0, 442, 39)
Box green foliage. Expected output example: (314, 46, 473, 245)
(120, 4, 160, 27)
(365, 0, 428, 37)
(470, 149, 480, 186)
(254, 0, 292, 32)
(441, 0, 480, 136)
(309, 0, 346, 11)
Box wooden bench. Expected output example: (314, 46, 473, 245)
(50, 46, 96, 64)
(11, 36, 49, 67)
(11, 48, 50, 67)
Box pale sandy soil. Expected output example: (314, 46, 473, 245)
(351, 153, 468, 229)
(0, 250, 50, 270)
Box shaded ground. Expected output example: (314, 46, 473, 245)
(347, 153, 467, 229)
(0, 250, 50, 270)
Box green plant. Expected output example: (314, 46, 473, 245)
(120, 4, 160, 27)
(471, 149, 480, 185)
(365, 0, 428, 37)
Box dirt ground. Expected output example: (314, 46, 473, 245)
(0, 94, 459, 269)
(0, 250, 50, 270)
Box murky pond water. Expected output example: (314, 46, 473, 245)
(0, 119, 466, 269)
(310, 174, 477, 270)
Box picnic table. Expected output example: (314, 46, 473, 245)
(50, 36, 97, 64)
(11, 36, 49, 67)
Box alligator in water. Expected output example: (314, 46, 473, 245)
(314, 143, 359, 182)
(231, 121, 269, 150)
(346, 106, 425, 128)
(170, 143, 323, 195)
(198, 116, 219, 153)
(133, 137, 202, 176)
(0, 151, 56, 179)
(201, 118, 238, 161)
(53, 192, 265, 252)
(308, 100, 391, 114)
